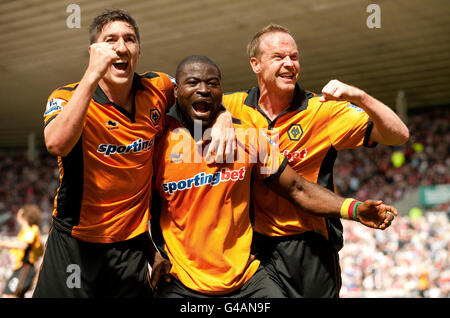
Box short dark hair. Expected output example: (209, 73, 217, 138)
(247, 24, 292, 58)
(175, 55, 221, 83)
(89, 9, 140, 44)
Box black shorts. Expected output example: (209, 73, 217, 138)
(33, 223, 153, 298)
(3, 263, 36, 298)
(156, 265, 285, 298)
(252, 231, 341, 298)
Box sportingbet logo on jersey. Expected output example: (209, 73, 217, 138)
(163, 167, 246, 194)
(97, 138, 154, 157)
(282, 149, 307, 163)
(44, 98, 66, 116)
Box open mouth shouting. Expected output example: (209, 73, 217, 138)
(192, 99, 212, 118)
(112, 59, 130, 75)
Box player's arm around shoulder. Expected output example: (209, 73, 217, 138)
(206, 91, 253, 163)
(319, 79, 409, 146)
(204, 108, 236, 162)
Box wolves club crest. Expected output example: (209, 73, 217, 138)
(150, 108, 161, 126)
(287, 124, 303, 141)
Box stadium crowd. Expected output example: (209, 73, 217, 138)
(340, 212, 449, 297)
(336, 105, 449, 297)
(0, 105, 448, 297)
(334, 105, 449, 205)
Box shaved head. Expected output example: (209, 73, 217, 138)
(175, 55, 221, 83)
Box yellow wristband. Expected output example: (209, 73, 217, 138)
(340, 198, 360, 221)
(340, 198, 353, 219)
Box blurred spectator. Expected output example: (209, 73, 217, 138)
(0, 204, 43, 298)
(0, 149, 54, 297)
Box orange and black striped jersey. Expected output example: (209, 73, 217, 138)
(43, 72, 174, 243)
(153, 105, 287, 295)
(223, 84, 376, 249)
(11, 225, 42, 269)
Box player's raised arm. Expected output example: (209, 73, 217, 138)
(319, 79, 409, 146)
(44, 42, 121, 156)
(266, 164, 397, 230)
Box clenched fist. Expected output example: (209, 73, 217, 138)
(86, 42, 121, 81)
(319, 79, 365, 105)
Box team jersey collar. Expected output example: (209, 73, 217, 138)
(244, 83, 312, 112)
(166, 103, 184, 124)
(92, 73, 144, 122)
(93, 73, 144, 104)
